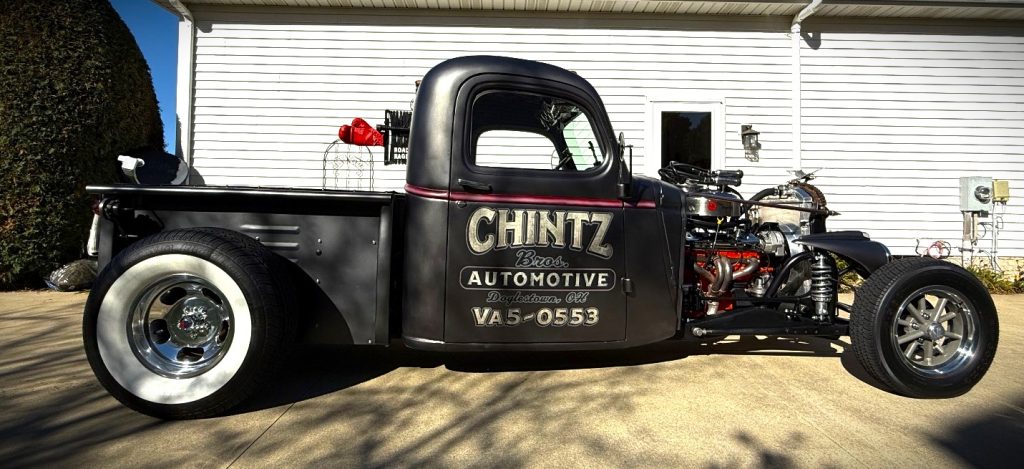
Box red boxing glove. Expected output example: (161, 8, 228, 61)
(338, 124, 352, 142)
(338, 118, 384, 146)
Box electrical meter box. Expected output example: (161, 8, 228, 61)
(993, 180, 1010, 203)
(960, 176, 993, 212)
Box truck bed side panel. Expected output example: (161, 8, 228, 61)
(156, 210, 382, 345)
(89, 185, 396, 346)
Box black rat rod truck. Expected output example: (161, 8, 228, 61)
(85, 56, 998, 419)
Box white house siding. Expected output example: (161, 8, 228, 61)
(189, 8, 795, 188)
(186, 6, 1024, 257)
(800, 19, 1024, 257)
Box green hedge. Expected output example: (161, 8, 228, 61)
(0, 0, 163, 288)
(966, 265, 1024, 294)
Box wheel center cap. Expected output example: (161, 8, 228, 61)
(926, 323, 945, 341)
(177, 307, 211, 340)
(167, 297, 219, 344)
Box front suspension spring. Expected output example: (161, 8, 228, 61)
(810, 252, 836, 306)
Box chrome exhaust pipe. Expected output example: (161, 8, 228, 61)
(733, 258, 760, 280)
(694, 256, 760, 316)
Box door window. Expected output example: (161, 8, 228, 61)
(470, 90, 606, 172)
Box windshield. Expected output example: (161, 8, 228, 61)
(562, 113, 603, 170)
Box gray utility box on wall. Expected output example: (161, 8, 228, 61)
(960, 176, 994, 212)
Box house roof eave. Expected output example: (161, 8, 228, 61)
(150, 0, 1024, 21)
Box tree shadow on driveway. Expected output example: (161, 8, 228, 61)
(0, 304, 859, 469)
(223, 335, 852, 467)
(931, 395, 1024, 467)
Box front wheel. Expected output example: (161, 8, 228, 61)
(83, 228, 294, 419)
(850, 257, 998, 398)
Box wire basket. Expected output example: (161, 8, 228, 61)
(379, 109, 411, 165)
(322, 141, 374, 191)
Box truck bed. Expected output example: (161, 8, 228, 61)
(87, 184, 404, 346)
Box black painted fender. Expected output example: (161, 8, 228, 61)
(795, 231, 891, 276)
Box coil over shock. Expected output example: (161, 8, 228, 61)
(809, 252, 837, 321)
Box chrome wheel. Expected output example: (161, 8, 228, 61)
(128, 275, 234, 378)
(851, 257, 997, 398)
(891, 286, 978, 376)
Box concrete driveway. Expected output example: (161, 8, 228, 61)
(1, 290, 1021, 468)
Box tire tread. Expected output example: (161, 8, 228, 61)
(850, 257, 998, 398)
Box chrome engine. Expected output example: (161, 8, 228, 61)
(661, 163, 833, 319)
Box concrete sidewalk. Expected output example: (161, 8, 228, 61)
(1, 290, 1021, 468)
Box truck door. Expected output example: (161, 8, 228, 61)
(441, 84, 627, 344)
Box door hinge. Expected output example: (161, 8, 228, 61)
(622, 278, 634, 294)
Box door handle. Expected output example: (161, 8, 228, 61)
(458, 178, 492, 193)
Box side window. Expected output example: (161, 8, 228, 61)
(475, 130, 556, 170)
(470, 90, 606, 172)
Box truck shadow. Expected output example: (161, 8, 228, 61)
(711, 335, 892, 392)
(238, 335, 848, 412)
(838, 345, 891, 391)
(445, 335, 845, 373)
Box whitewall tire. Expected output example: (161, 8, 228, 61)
(84, 228, 294, 419)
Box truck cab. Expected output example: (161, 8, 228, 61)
(400, 56, 679, 350)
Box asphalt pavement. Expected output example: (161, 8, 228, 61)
(1, 290, 1021, 468)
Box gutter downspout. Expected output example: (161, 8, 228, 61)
(790, 0, 823, 175)
(168, 0, 196, 184)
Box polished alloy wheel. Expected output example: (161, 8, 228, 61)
(891, 286, 978, 376)
(128, 274, 234, 378)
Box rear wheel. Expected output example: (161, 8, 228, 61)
(84, 228, 294, 419)
(850, 258, 998, 398)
